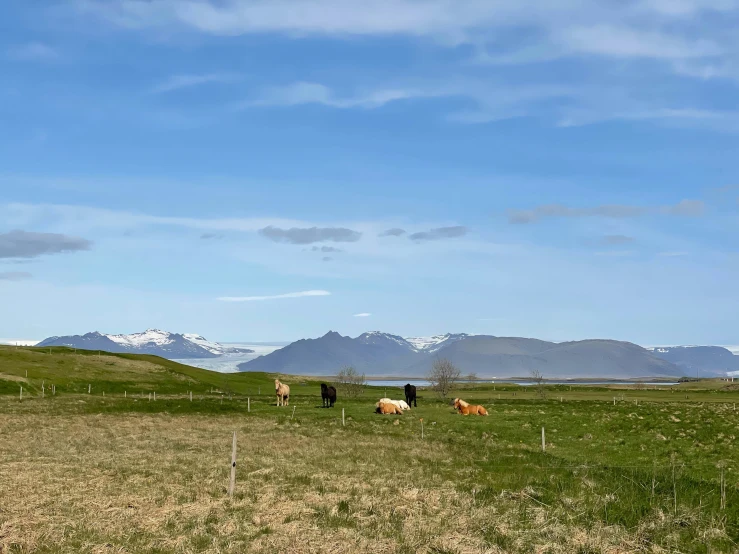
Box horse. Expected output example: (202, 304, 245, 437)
(378, 398, 410, 411)
(275, 379, 290, 407)
(375, 401, 403, 415)
(404, 383, 417, 408)
(453, 398, 488, 416)
(321, 383, 337, 408)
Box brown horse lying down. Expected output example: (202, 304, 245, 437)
(375, 401, 403, 415)
(453, 398, 489, 416)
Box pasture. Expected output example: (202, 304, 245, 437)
(1, 346, 739, 553)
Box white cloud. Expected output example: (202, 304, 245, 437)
(71, 0, 737, 65)
(217, 290, 331, 302)
(247, 81, 450, 110)
(152, 73, 241, 93)
(7, 42, 59, 62)
(353, 312, 372, 317)
(558, 25, 721, 60)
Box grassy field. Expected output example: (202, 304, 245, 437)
(2, 346, 739, 553)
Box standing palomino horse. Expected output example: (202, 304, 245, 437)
(275, 379, 290, 406)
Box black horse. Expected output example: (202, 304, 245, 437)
(404, 383, 417, 408)
(321, 383, 337, 408)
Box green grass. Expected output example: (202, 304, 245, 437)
(2, 346, 739, 553)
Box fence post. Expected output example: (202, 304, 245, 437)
(42, 384, 45, 398)
(153, 391, 156, 401)
(541, 427, 546, 452)
(342, 408, 345, 427)
(125, 391, 127, 398)
(292, 406, 296, 420)
(229, 431, 237, 498)
(247, 397, 250, 412)
(20, 386, 22, 401)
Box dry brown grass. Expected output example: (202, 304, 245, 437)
(0, 405, 696, 554)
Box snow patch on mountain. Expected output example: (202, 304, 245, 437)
(108, 329, 173, 347)
(405, 333, 470, 353)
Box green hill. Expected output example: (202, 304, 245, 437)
(0, 345, 290, 397)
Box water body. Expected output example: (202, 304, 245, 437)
(366, 379, 680, 388)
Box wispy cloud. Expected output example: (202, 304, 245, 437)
(558, 25, 721, 60)
(508, 200, 704, 224)
(6, 42, 59, 62)
(409, 226, 468, 241)
(217, 290, 331, 302)
(0, 271, 32, 281)
(353, 312, 372, 317)
(311, 246, 342, 253)
(246, 82, 448, 110)
(0, 230, 92, 259)
(259, 225, 362, 244)
(661, 199, 705, 216)
(600, 235, 636, 245)
(379, 228, 407, 237)
(152, 73, 241, 94)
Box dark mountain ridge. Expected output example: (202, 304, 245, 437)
(239, 331, 685, 378)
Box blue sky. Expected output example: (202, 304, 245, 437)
(1, 0, 739, 344)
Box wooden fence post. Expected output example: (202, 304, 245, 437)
(342, 408, 345, 427)
(125, 391, 127, 398)
(153, 391, 156, 401)
(292, 406, 296, 420)
(229, 431, 237, 498)
(247, 397, 250, 412)
(20, 386, 22, 401)
(541, 427, 546, 452)
(88, 384, 91, 394)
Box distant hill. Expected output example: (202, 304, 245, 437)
(37, 329, 253, 360)
(649, 346, 739, 377)
(239, 331, 684, 378)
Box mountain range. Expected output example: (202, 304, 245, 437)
(35, 329, 739, 378)
(648, 346, 739, 376)
(37, 329, 254, 359)
(238, 331, 685, 379)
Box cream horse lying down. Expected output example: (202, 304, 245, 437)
(378, 398, 410, 411)
(375, 401, 403, 415)
(275, 379, 290, 406)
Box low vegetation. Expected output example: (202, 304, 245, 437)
(1, 345, 739, 553)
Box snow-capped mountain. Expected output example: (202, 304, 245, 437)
(37, 329, 253, 359)
(647, 345, 739, 376)
(239, 331, 683, 378)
